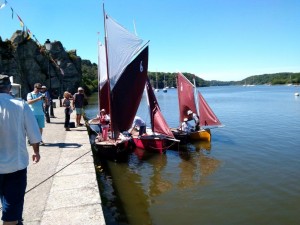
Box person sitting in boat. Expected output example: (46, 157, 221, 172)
(181, 118, 194, 133)
(98, 109, 110, 141)
(129, 116, 146, 137)
(187, 110, 200, 131)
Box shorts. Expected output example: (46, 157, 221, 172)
(35, 115, 45, 128)
(139, 126, 146, 136)
(0, 168, 27, 222)
(75, 108, 84, 115)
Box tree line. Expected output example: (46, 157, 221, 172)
(82, 61, 300, 90)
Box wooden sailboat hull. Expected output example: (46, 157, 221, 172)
(171, 128, 211, 143)
(93, 138, 134, 161)
(190, 129, 211, 142)
(132, 135, 171, 154)
(87, 123, 134, 161)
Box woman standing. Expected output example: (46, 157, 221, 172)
(62, 91, 72, 131)
(99, 109, 110, 141)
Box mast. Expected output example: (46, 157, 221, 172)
(103, 4, 114, 139)
(193, 75, 199, 117)
(145, 83, 152, 131)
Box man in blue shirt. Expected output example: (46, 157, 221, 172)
(27, 83, 47, 145)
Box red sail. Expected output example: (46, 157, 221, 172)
(176, 72, 197, 122)
(198, 92, 222, 127)
(146, 78, 175, 138)
(110, 46, 149, 137)
(99, 81, 109, 114)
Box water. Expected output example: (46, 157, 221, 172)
(85, 85, 300, 225)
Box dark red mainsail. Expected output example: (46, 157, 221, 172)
(145, 78, 175, 138)
(110, 46, 149, 138)
(176, 72, 198, 122)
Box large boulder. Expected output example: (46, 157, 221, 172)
(0, 30, 82, 99)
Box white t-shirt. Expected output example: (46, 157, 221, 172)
(0, 93, 42, 174)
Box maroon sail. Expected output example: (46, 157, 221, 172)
(99, 81, 109, 114)
(176, 72, 197, 122)
(198, 92, 222, 127)
(146, 78, 175, 138)
(110, 46, 149, 138)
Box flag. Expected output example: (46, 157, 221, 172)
(17, 14, 24, 27)
(10, 7, 13, 19)
(26, 28, 31, 40)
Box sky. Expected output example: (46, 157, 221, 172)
(1, 0, 300, 81)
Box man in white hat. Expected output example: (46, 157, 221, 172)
(187, 110, 200, 131)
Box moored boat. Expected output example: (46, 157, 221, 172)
(87, 6, 149, 160)
(131, 78, 179, 153)
(172, 72, 222, 143)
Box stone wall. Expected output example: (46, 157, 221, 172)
(0, 30, 82, 99)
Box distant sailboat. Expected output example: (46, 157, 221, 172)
(163, 74, 167, 93)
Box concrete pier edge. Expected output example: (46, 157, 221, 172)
(1, 100, 105, 225)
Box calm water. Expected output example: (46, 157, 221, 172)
(85, 85, 300, 225)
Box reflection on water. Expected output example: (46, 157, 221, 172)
(94, 140, 220, 225)
(177, 141, 220, 189)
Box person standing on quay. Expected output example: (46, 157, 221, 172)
(40, 86, 51, 123)
(62, 91, 72, 131)
(0, 74, 41, 225)
(72, 87, 87, 127)
(27, 83, 47, 145)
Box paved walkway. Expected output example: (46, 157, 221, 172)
(4, 101, 105, 225)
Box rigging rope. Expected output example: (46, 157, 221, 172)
(0, 150, 92, 212)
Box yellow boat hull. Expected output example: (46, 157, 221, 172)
(189, 129, 211, 142)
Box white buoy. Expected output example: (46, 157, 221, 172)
(295, 92, 299, 96)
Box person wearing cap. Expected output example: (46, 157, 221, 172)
(181, 117, 193, 133)
(40, 85, 51, 123)
(0, 74, 41, 225)
(187, 109, 200, 131)
(72, 87, 87, 127)
(97, 109, 110, 141)
(27, 83, 47, 145)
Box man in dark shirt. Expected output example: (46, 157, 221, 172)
(72, 87, 86, 127)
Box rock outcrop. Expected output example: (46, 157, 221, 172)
(0, 30, 82, 99)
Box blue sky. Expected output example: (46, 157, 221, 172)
(1, 0, 300, 81)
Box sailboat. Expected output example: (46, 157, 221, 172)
(162, 74, 167, 93)
(171, 72, 222, 142)
(87, 7, 149, 160)
(131, 78, 179, 153)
